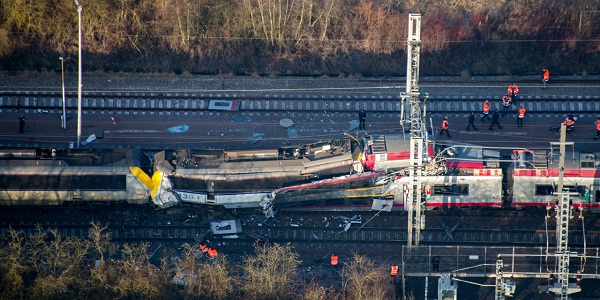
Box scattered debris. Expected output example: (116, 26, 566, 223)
(287, 126, 298, 138)
(37, 109, 49, 114)
(80, 134, 97, 146)
(334, 215, 362, 233)
(231, 114, 251, 123)
(279, 118, 294, 128)
(210, 220, 242, 235)
(167, 124, 189, 134)
(251, 133, 265, 144)
(111, 117, 121, 124)
(349, 120, 360, 131)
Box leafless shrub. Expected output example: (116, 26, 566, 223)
(340, 253, 394, 300)
(241, 243, 301, 300)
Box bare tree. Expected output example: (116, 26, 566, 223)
(25, 226, 90, 299)
(0, 228, 26, 299)
(340, 253, 394, 300)
(241, 242, 301, 300)
(172, 243, 234, 299)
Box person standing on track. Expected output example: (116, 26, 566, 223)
(542, 68, 550, 89)
(439, 116, 451, 138)
(517, 106, 526, 127)
(19, 114, 26, 134)
(489, 109, 502, 130)
(594, 118, 600, 140)
(481, 100, 491, 122)
(507, 84, 519, 104)
(358, 109, 366, 130)
(501, 95, 512, 117)
(466, 112, 478, 131)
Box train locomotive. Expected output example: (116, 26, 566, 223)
(0, 148, 153, 205)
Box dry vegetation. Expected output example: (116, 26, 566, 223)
(0, 222, 398, 300)
(0, 0, 598, 76)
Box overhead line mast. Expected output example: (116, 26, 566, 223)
(401, 14, 426, 248)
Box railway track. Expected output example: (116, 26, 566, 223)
(1, 221, 598, 247)
(1, 90, 600, 114)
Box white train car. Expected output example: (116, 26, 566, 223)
(511, 150, 600, 211)
(392, 169, 504, 210)
(0, 148, 151, 205)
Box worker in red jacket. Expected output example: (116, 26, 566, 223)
(594, 118, 600, 140)
(330, 254, 339, 267)
(542, 69, 550, 88)
(208, 247, 218, 259)
(501, 95, 512, 117)
(390, 265, 399, 277)
(439, 116, 451, 138)
(507, 84, 519, 104)
(480, 100, 491, 122)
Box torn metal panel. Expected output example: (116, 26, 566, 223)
(215, 192, 270, 208)
(153, 151, 174, 174)
(371, 198, 394, 212)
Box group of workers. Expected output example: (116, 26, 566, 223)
(439, 77, 600, 140)
(199, 240, 219, 259)
(440, 84, 527, 138)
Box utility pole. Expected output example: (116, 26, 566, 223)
(402, 14, 426, 248)
(75, 0, 82, 147)
(59, 57, 67, 130)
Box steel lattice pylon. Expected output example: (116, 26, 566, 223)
(403, 14, 425, 248)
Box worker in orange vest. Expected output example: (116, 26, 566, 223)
(517, 106, 526, 127)
(594, 118, 600, 140)
(542, 69, 550, 88)
(563, 114, 576, 132)
(507, 84, 519, 100)
(390, 265, 399, 277)
(200, 242, 209, 254)
(501, 95, 512, 117)
(439, 116, 451, 138)
(480, 100, 491, 122)
(207, 247, 218, 259)
(330, 255, 339, 267)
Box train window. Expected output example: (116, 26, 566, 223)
(596, 190, 600, 202)
(0, 175, 72, 190)
(0, 175, 126, 190)
(581, 161, 595, 168)
(535, 185, 554, 196)
(81, 175, 127, 190)
(433, 184, 468, 195)
(535, 185, 585, 196)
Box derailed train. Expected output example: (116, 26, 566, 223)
(1, 134, 599, 215)
(0, 137, 363, 208)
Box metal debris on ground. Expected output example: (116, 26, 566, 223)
(349, 120, 360, 131)
(251, 133, 265, 144)
(80, 134, 97, 145)
(231, 114, 251, 123)
(334, 215, 362, 233)
(210, 220, 242, 235)
(287, 126, 298, 138)
(167, 124, 189, 134)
